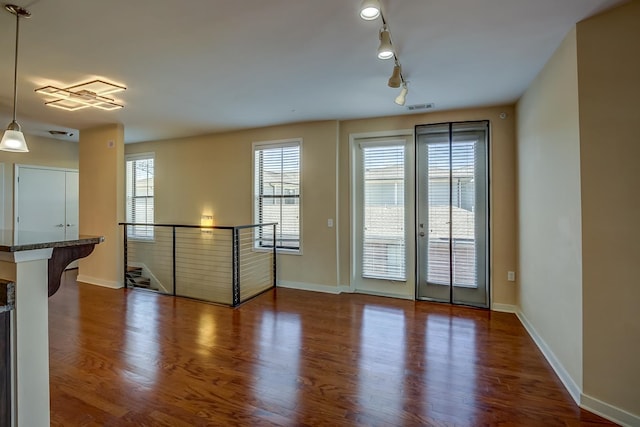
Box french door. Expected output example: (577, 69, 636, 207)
(352, 133, 415, 299)
(416, 122, 489, 307)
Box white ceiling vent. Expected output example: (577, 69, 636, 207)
(407, 103, 435, 111)
(49, 130, 73, 137)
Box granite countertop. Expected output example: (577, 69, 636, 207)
(0, 231, 104, 252)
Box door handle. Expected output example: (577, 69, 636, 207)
(55, 224, 64, 228)
(419, 231, 425, 237)
(67, 224, 75, 227)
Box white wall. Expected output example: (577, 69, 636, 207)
(516, 28, 583, 395)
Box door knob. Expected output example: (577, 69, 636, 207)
(419, 231, 425, 237)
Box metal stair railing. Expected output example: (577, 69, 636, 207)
(119, 222, 277, 307)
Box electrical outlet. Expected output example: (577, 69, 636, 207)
(327, 218, 334, 228)
(507, 271, 516, 282)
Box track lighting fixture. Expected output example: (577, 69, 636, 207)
(377, 25, 394, 60)
(0, 4, 31, 153)
(359, 1, 410, 105)
(359, 0, 381, 21)
(395, 84, 408, 106)
(388, 63, 402, 88)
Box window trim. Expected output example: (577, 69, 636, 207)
(252, 138, 303, 255)
(125, 152, 155, 241)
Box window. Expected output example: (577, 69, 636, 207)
(126, 153, 154, 239)
(362, 143, 406, 281)
(253, 140, 301, 251)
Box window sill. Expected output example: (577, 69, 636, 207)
(127, 236, 155, 243)
(253, 246, 302, 256)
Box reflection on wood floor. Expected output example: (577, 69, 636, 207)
(49, 271, 613, 426)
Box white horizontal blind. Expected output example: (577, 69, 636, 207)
(451, 140, 477, 287)
(426, 141, 451, 285)
(362, 144, 405, 281)
(126, 155, 154, 239)
(254, 142, 300, 250)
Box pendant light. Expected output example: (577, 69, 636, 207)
(0, 4, 31, 153)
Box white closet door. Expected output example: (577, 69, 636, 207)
(14, 166, 79, 250)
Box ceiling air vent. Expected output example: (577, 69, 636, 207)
(49, 130, 73, 137)
(407, 103, 435, 111)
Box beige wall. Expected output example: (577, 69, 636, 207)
(577, 1, 640, 416)
(126, 121, 339, 288)
(516, 28, 583, 391)
(78, 124, 124, 287)
(0, 134, 78, 230)
(339, 106, 518, 306)
(127, 107, 517, 305)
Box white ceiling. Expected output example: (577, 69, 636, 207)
(0, 0, 623, 143)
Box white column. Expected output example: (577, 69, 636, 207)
(1, 248, 53, 427)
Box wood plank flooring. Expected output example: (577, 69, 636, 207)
(49, 271, 614, 426)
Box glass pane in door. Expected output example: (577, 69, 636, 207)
(426, 140, 451, 286)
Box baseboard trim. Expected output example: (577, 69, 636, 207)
(277, 281, 341, 295)
(501, 308, 639, 427)
(491, 303, 518, 313)
(581, 393, 640, 427)
(354, 289, 414, 300)
(515, 310, 581, 404)
(76, 274, 123, 290)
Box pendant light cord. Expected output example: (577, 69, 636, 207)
(12, 11, 20, 123)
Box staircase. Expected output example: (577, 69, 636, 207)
(126, 266, 151, 289)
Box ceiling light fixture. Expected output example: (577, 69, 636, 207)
(359, 0, 381, 21)
(395, 84, 408, 106)
(359, 1, 409, 106)
(35, 79, 126, 111)
(0, 4, 31, 153)
(388, 63, 402, 88)
(377, 25, 394, 60)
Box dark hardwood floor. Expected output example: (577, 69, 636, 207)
(48, 271, 614, 426)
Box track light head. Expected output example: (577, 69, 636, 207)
(388, 64, 402, 88)
(359, 0, 381, 20)
(395, 84, 408, 106)
(377, 26, 394, 60)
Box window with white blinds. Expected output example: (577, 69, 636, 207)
(126, 154, 154, 239)
(253, 140, 301, 251)
(362, 144, 405, 281)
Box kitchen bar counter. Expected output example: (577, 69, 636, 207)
(0, 232, 103, 426)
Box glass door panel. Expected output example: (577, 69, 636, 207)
(416, 122, 489, 307)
